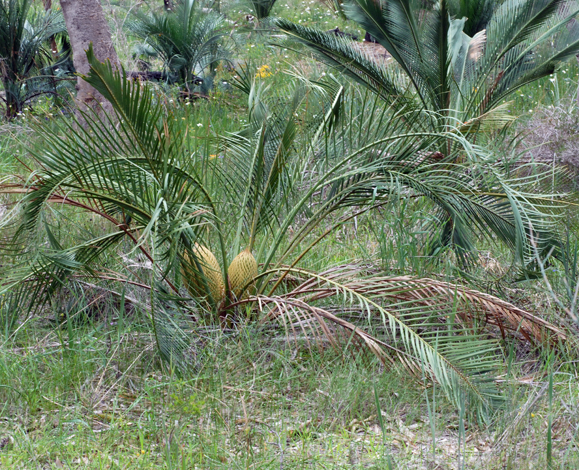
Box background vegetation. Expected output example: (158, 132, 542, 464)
(1, 0, 579, 468)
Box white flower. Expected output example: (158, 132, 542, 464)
(197, 123, 203, 127)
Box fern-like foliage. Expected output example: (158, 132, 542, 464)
(0, 50, 570, 417)
(128, 0, 229, 91)
(275, 0, 579, 264)
(0, 0, 67, 118)
(276, 0, 579, 130)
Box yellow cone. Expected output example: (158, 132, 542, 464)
(182, 243, 224, 304)
(228, 248, 258, 299)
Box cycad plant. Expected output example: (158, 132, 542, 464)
(128, 0, 228, 92)
(246, 0, 279, 20)
(0, 0, 66, 119)
(276, 0, 579, 139)
(0, 50, 569, 417)
(275, 0, 579, 263)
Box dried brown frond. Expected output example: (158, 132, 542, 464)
(376, 276, 566, 343)
(256, 294, 412, 369)
(238, 265, 568, 415)
(270, 266, 566, 344)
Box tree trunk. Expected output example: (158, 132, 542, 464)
(59, 0, 120, 115)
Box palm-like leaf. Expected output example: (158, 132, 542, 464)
(0, 52, 568, 415)
(251, 265, 562, 417)
(275, 0, 577, 263)
(0, 0, 67, 118)
(276, 0, 579, 127)
(128, 0, 228, 90)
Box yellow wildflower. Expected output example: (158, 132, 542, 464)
(256, 65, 272, 78)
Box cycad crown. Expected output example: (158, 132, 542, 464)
(183, 243, 225, 304)
(228, 248, 258, 299)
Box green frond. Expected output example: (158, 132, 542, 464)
(0, 46, 570, 413)
(0, 0, 68, 117)
(274, 18, 422, 117)
(128, 0, 228, 88)
(253, 265, 547, 418)
(277, 0, 579, 128)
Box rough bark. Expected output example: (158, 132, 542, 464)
(59, 0, 120, 115)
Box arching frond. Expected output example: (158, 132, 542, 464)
(249, 265, 567, 418)
(276, 0, 579, 125)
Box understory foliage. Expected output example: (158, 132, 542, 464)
(0, 46, 572, 419)
(128, 0, 229, 92)
(0, 0, 69, 119)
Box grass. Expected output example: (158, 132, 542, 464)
(1, 316, 579, 469)
(2, 0, 579, 468)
